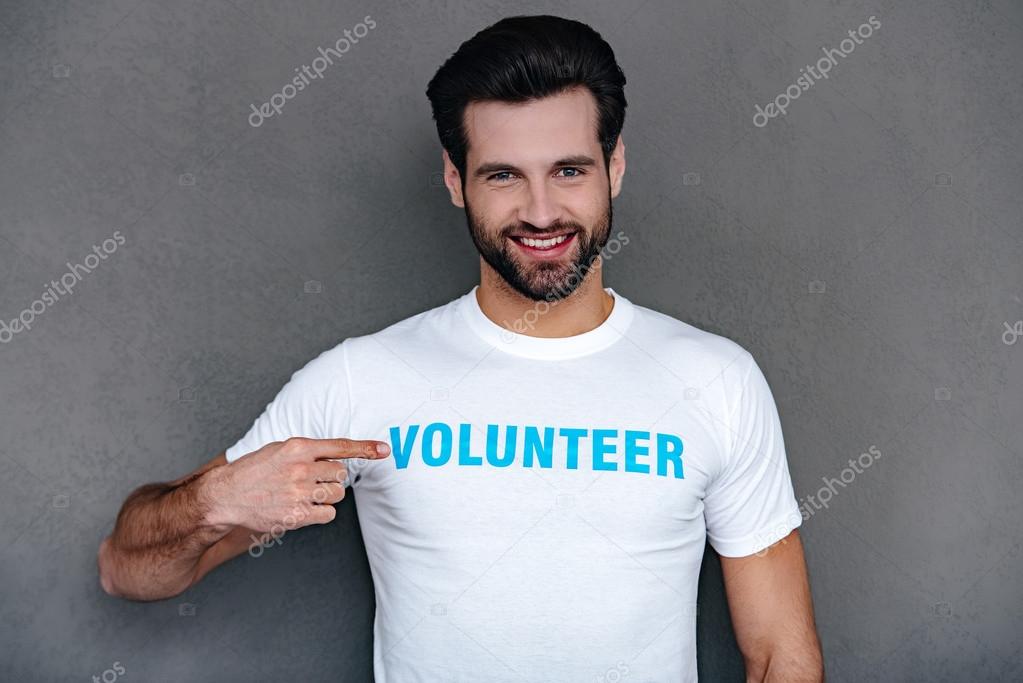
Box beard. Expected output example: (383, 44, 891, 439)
(464, 192, 613, 302)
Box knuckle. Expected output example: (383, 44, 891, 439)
(310, 483, 330, 504)
(283, 436, 308, 452)
(328, 484, 345, 502)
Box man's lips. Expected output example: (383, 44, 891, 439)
(507, 229, 577, 240)
(508, 230, 578, 257)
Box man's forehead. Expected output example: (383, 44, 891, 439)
(463, 87, 599, 162)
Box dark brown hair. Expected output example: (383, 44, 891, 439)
(425, 15, 627, 182)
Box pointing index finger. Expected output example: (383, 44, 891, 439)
(306, 437, 390, 460)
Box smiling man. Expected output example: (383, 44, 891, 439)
(98, 14, 823, 682)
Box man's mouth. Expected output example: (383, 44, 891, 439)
(508, 231, 577, 256)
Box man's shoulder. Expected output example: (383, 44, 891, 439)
(626, 297, 755, 382)
(308, 291, 466, 364)
(353, 291, 465, 344)
(274, 294, 463, 396)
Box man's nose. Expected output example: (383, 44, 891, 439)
(517, 183, 561, 229)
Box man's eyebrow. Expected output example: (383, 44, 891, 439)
(472, 155, 599, 178)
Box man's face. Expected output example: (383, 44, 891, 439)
(444, 87, 625, 301)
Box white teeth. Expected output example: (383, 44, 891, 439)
(517, 234, 570, 249)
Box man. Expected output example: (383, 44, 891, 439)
(98, 14, 823, 682)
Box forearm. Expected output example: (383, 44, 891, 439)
(744, 641, 824, 683)
(723, 531, 824, 682)
(99, 469, 232, 601)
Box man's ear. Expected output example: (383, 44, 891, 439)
(441, 149, 465, 208)
(608, 134, 626, 199)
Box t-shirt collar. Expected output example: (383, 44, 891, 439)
(458, 284, 635, 360)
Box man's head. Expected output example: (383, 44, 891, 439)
(425, 15, 627, 302)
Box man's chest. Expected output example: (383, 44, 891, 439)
(347, 384, 730, 553)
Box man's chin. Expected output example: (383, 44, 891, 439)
(509, 268, 585, 302)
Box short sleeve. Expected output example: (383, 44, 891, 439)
(224, 341, 358, 487)
(704, 351, 802, 557)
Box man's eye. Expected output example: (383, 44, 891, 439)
(488, 168, 585, 182)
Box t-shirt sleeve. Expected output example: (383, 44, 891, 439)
(223, 341, 359, 487)
(703, 350, 802, 557)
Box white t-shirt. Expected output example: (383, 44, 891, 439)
(225, 285, 802, 683)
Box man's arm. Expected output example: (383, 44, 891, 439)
(97, 451, 250, 601)
(97, 438, 390, 602)
(720, 529, 824, 682)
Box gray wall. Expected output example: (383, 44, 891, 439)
(1, 1, 1020, 681)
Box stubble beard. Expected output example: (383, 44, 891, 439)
(463, 192, 613, 302)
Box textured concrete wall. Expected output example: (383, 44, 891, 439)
(1, 1, 1020, 681)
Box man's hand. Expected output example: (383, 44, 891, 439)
(203, 437, 391, 532)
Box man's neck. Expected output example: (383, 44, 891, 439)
(475, 265, 615, 338)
